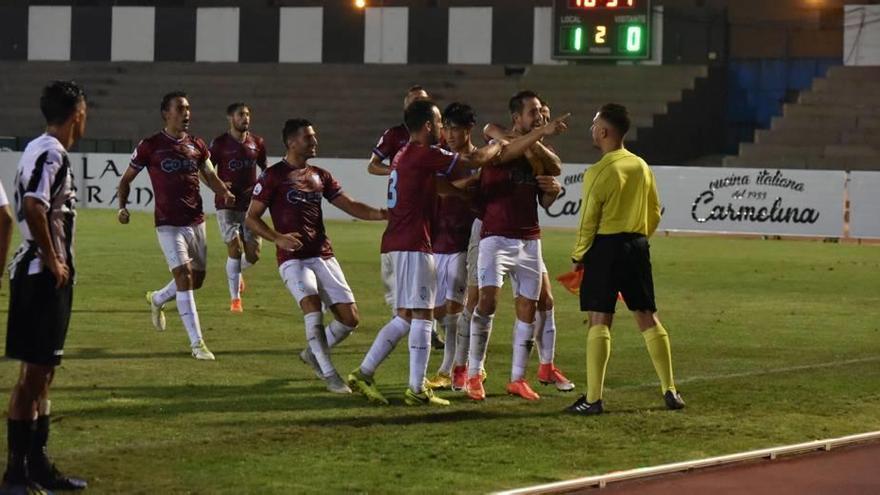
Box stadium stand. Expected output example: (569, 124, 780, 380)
(0, 61, 714, 162)
(724, 66, 880, 170)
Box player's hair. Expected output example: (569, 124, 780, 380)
(40, 80, 86, 126)
(407, 85, 425, 95)
(598, 103, 631, 136)
(282, 118, 312, 146)
(160, 91, 188, 113)
(509, 90, 541, 115)
(442, 102, 476, 128)
(404, 99, 437, 133)
(226, 102, 249, 116)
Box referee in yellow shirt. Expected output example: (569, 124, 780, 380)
(567, 103, 684, 416)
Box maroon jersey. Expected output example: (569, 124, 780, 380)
(432, 164, 477, 254)
(380, 142, 459, 254)
(209, 132, 267, 211)
(372, 124, 410, 162)
(130, 131, 210, 227)
(479, 156, 541, 240)
(252, 160, 343, 265)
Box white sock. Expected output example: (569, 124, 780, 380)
(536, 309, 556, 365)
(176, 290, 203, 346)
(437, 313, 459, 375)
(326, 320, 355, 348)
(467, 311, 494, 377)
(226, 257, 242, 300)
(153, 280, 177, 306)
(240, 255, 254, 271)
(409, 319, 433, 393)
(453, 309, 471, 367)
(360, 316, 410, 376)
(511, 319, 536, 381)
(304, 312, 334, 376)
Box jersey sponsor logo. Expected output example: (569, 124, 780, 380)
(160, 158, 198, 173)
(510, 165, 538, 185)
(227, 158, 256, 171)
(286, 188, 322, 204)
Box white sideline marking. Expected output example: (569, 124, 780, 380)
(495, 431, 880, 495)
(615, 356, 880, 391)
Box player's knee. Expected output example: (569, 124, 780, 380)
(244, 250, 259, 264)
(340, 314, 360, 328)
(477, 297, 497, 316)
(538, 294, 554, 311)
(191, 271, 206, 290)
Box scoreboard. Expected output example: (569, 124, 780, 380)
(552, 0, 652, 60)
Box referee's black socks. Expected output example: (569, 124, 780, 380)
(28, 414, 52, 470)
(4, 418, 33, 483)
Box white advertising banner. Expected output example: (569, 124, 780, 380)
(651, 166, 846, 237)
(539, 165, 847, 237)
(0, 152, 856, 238)
(848, 171, 880, 239)
(75, 155, 385, 218)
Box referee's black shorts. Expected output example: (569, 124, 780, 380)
(580, 233, 657, 314)
(6, 245, 73, 366)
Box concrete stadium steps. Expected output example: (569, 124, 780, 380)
(724, 65, 880, 170)
(0, 61, 709, 161)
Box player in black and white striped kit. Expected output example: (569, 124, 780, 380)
(2, 81, 88, 493)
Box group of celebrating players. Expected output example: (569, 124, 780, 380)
(116, 85, 576, 406)
(1, 79, 684, 494)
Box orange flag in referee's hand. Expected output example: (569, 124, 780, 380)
(556, 266, 584, 295)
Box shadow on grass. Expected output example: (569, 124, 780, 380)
(63, 347, 365, 360)
(50, 378, 584, 425)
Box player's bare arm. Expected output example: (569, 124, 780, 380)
(482, 122, 517, 142)
(23, 197, 68, 288)
(435, 177, 470, 198)
(245, 198, 303, 251)
(496, 113, 570, 164)
(367, 153, 392, 176)
(330, 193, 388, 221)
(199, 158, 236, 206)
(486, 122, 561, 176)
(537, 175, 562, 209)
(527, 142, 563, 176)
(116, 165, 139, 224)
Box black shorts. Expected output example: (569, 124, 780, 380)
(6, 246, 73, 366)
(580, 233, 657, 314)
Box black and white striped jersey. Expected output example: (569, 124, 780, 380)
(11, 133, 77, 277)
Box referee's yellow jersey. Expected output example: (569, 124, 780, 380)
(571, 148, 662, 262)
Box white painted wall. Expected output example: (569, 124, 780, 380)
(111, 7, 155, 62)
(279, 7, 323, 63)
(844, 5, 880, 66)
(195, 7, 240, 62)
(364, 7, 409, 64)
(28, 6, 72, 61)
(448, 7, 492, 65)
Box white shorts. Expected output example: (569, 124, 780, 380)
(511, 255, 547, 298)
(466, 218, 482, 287)
(156, 223, 207, 271)
(279, 256, 355, 306)
(477, 236, 542, 301)
(380, 252, 395, 307)
(216, 209, 260, 246)
(388, 251, 436, 310)
(434, 252, 467, 307)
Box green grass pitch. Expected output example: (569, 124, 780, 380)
(1, 209, 878, 494)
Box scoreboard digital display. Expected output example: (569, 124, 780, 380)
(553, 0, 651, 60)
